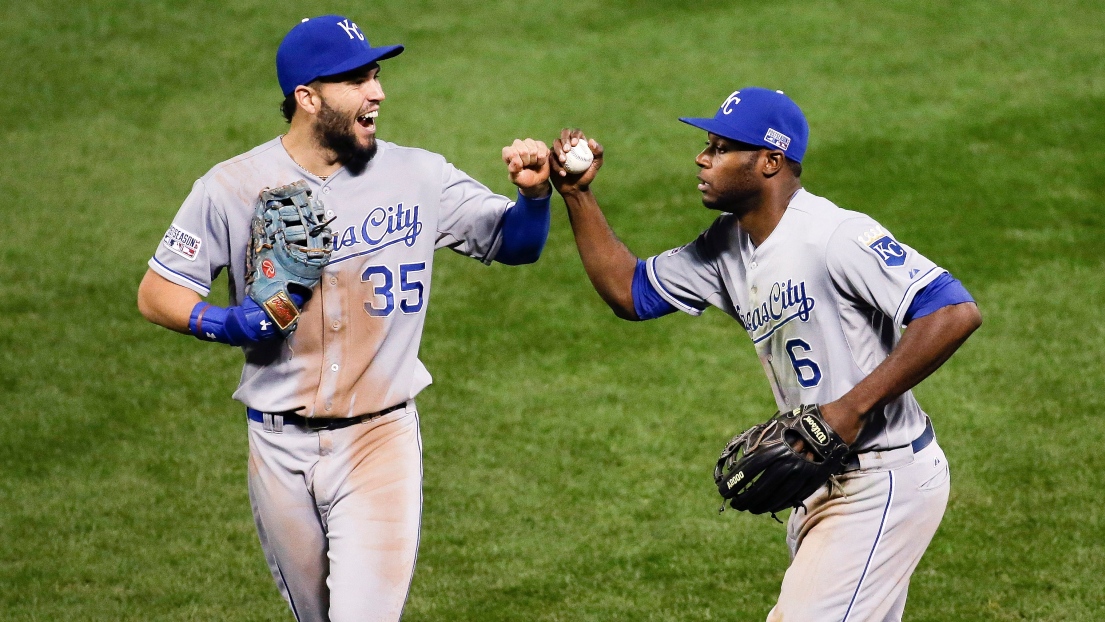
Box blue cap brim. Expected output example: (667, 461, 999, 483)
(678, 116, 768, 149)
(317, 44, 404, 81)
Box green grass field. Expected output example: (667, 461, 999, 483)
(2, 0, 1104, 619)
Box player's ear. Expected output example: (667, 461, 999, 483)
(294, 84, 322, 116)
(761, 150, 785, 178)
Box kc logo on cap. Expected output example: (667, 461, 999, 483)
(336, 19, 365, 41)
(722, 91, 742, 114)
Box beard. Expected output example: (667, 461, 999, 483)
(315, 98, 377, 175)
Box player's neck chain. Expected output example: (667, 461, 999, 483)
(281, 135, 333, 181)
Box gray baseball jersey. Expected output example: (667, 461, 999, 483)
(647, 188, 944, 452)
(149, 137, 513, 417)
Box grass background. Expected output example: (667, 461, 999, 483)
(1, 0, 1103, 619)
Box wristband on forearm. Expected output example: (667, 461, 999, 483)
(188, 298, 286, 346)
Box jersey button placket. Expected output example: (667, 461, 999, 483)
(318, 271, 341, 416)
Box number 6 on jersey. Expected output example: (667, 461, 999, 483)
(785, 338, 822, 388)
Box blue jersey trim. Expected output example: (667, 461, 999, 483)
(904, 272, 974, 324)
(644, 256, 705, 316)
(892, 266, 941, 327)
(631, 259, 676, 320)
(151, 256, 211, 293)
(494, 191, 551, 265)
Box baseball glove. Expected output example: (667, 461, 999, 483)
(245, 180, 334, 336)
(714, 404, 851, 516)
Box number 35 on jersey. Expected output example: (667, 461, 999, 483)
(361, 262, 426, 316)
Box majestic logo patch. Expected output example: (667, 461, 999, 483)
(162, 224, 202, 261)
(261, 259, 277, 279)
(764, 128, 791, 150)
(801, 415, 829, 445)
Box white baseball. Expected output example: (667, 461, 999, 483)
(563, 140, 594, 174)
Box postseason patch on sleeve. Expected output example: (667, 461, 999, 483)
(162, 224, 202, 261)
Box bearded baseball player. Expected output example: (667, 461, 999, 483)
(136, 15, 553, 622)
(549, 88, 982, 620)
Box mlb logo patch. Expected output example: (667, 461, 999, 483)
(764, 128, 791, 151)
(868, 236, 907, 267)
(162, 224, 202, 261)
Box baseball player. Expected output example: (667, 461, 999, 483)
(549, 88, 982, 620)
(136, 15, 553, 622)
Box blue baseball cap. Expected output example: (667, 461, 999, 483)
(679, 87, 809, 162)
(277, 15, 404, 96)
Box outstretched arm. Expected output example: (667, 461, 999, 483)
(821, 301, 983, 444)
(550, 129, 638, 320)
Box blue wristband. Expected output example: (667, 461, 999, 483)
(495, 190, 551, 265)
(188, 295, 303, 345)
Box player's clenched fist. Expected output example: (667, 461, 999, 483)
(550, 128, 604, 195)
(502, 138, 552, 198)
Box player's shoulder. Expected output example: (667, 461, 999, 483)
(200, 137, 287, 183)
(787, 189, 884, 242)
(788, 189, 867, 225)
(375, 140, 449, 166)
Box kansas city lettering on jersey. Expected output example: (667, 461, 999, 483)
(331, 202, 422, 262)
(737, 279, 816, 343)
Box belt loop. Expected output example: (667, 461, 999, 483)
(272, 414, 284, 434)
(262, 413, 274, 433)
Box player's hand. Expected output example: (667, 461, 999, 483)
(550, 128, 604, 196)
(502, 138, 552, 198)
(817, 400, 866, 446)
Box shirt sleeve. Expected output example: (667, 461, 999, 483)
(826, 216, 944, 327)
(644, 217, 728, 316)
(147, 179, 231, 296)
(903, 272, 975, 323)
(434, 161, 514, 264)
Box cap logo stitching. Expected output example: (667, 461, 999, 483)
(764, 128, 791, 150)
(336, 18, 365, 41)
(721, 91, 742, 115)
